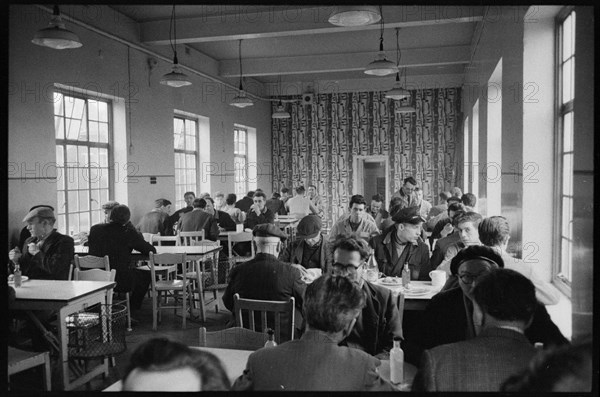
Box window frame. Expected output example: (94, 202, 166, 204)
(173, 115, 199, 210)
(54, 89, 114, 235)
(234, 126, 249, 197)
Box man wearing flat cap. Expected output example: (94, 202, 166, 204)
(278, 215, 332, 273)
(370, 206, 431, 280)
(223, 224, 306, 342)
(9, 207, 74, 280)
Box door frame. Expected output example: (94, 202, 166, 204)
(353, 155, 390, 209)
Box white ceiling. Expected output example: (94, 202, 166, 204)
(110, 5, 484, 89)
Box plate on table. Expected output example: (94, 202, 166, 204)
(8, 275, 29, 284)
(403, 287, 429, 296)
(379, 277, 403, 286)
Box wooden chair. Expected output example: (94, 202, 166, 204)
(148, 252, 193, 331)
(74, 255, 132, 332)
(198, 327, 268, 350)
(152, 235, 180, 246)
(142, 233, 158, 244)
(396, 291, 405, 339)
(184, 241, 222, 319)
(199, 246, 230, 314)
(8, 347, 51, 391)
(179, 231, 205, 246)
(233, 293, 295, 344)
(227, 232, 255, 263)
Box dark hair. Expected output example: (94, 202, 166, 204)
(29, 204, 55, 212)
(184, 192, 195, 198)
(403, 176, 417, 186)
(450, 245, 504, 275)
(123, 338, 230, 391)
(253, 191, 266, 200)
(454, 211, 483, 228)
(192, 198, 207, 209)
(349, 194, 367, 208)
(296, 186, 306, 194)
(447, 202, 465, 214)
(388, 197, 403, 217)
(501, 340, 593, 392)
(109, 205, 131, 225)
(450, 210, 467, 227)
(272, 192, 281, 199)
(280, 187, 289, 194)
(371, 193, 384, 203)
(446, 196, 461, 204)
(461, 193, 477, 207)
(204, 197, 214, 204)
(226, 193, 237, 205)
(154, 198, 171, 208)
(304, 275, 366, 333)
(472, 268, 537, 323)
(332, 235, 370, 261)
(479, 216, 510, 247)
(255, 188, 263, 192)
(246, 191, 255, 198)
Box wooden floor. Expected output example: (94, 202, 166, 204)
(8, 291, 232, 392)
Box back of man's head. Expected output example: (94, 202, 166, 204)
(226, 193, 236, 205)
(304, 275, 366, 333)
(154, 198, 171, 208)
(472, 268, 537, 325)
(479, 216, 510, 247)
(271, 192, 281, 199)
(461, 193, 477, 207)
(123, 338, 230, 391)
(280, 187, 289, 194)
(110, 205, 131, 225)
(446, 196, 461, 205)
(192, 198, 207, 209)
(296, 186, 306, 195)
(246, 191, 255, 198)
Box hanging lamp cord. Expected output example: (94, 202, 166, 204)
(378, 5, 384, 52)
(169, 5, 178, 65)
(238, 39, 244, 91)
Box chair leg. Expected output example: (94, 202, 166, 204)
(152, 291, 158, 331)
(126, 293, 132, 332)
(43, 351, 51, 391)
(182, 289, 186, 329)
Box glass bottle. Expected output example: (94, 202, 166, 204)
(401, 263, 410, 287)
(390, 336, 404, 384)
(366, 253, 379, 283)
(264, 328, 277, 347)
(13, 264, 22, 288)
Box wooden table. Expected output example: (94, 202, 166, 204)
(10, 280, 116, 391)
(373, 280, 442, 310)
(103, 346, 252, 391)
(75, 245, 222, 261)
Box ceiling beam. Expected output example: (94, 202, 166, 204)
(219, 45, 470, 78)
(140, 5, 484, 45)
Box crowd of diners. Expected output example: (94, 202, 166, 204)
(7, 177, 592, 392)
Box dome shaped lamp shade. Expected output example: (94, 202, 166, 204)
(364, 6, 396, 76)
(160, 6, 192, 87)
(272, 101, 290, 119)
(385, 73, 410, 100)
(328, 6, 381, 26)
(31, 5, 82, 50)
(230, 39, 254, 108)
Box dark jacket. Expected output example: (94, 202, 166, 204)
(223, 253, 306, 342)
(88, 222, 156, 292)
(430, 231, 461, 270)
(136, 210, 173, 236)
(214, 210, 236, 231)
(244, 207, 275, 230)
(278, 236, 332, 273)
(15, 230, 74, 280)
(408, 286, 569, 365)
(342, 281, 403, 356)
(235, 196, 254, 212)
(370, 225, 432, 280)
(169, 205, 193, 225)
(179, 209, 219, 241)
(266, 198, 287, 215)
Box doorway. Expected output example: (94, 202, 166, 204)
(353, 155, 389, 208)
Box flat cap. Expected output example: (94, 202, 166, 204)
(392, 206, 426, 224)
(296, 215, 322, 240)
(23, 207, 55, 222)
(252, 223, 287, 241)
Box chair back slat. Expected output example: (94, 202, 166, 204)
(274, 314, 281, 343)
(261, 312, 268, 332)
(74, 255, 110, 271)
(152, 235, 179, 246)
(233, 293, 295, 343)
(179, 231, 205, 246)
(227, 232, 255, 261)
(198, 327, 268, 350)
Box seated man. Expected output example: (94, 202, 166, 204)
(179, 198, 219, 241)
(169, 191, 195, 226)
(204, 197, 236, 232)
(266, 192, 287, 215)
(222, 224, 306, 342)
(479, 216, 561, 305)
(366, 194, 390, 231)
(425, 195, 461, 233)
(391, 176, 419, 209)
(307, 184, 324, 217)
(123, 338, 230, 391)
(407, 246, 568, 365)
(329, 195, 379, 243)
(278, 214, 332, 273)
(88, 205, 156, 314)
(429, 205, 465, 270)
(213, 192, 227, 211)
(413, 268, 539, 391)
(17, 204, 54, 251)
(235, 190, 255, 213)
(9, 207, 73, 280)
(102, 200, 120, 223)
(223, 193, 245, 224)
(437, 211, 483, 274)
(414, 187, 432, 221)
(136, 198, 174, 236)
(284, 186, 318, 218)
(332, 236, 402, 358)
(232, 275, 394, 391)
(244, 191, 275, 230)
(370, 206, 431, 280)
(427, 191, 452, 219)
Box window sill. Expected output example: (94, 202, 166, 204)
(545, 286, 572, 341)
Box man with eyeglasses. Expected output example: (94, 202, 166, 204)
(405, 246, 567, 365)
(331, 236, 402, 359)
(391, 176, 419, 210)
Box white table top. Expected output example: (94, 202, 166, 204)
(11, 280, 115, 302)
(75, 245, 221, 256)
(372, 280, 442, 300)
(103, 346, 252, 391)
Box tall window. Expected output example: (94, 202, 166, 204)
(463, 116, 470, 191)
(174, 116, 198, 210)
(54, 91, 111, 235)
(555, 9, 575, 288)
(234, 126, 248, 197)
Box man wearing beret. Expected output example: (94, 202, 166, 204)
(9, 207, 74, 280)
(369, 206, 431, 280)
(278, 215, 332, 273)
(223, 224, 306, 342)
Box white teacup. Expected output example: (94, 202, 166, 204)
(429, 269, 447, 288)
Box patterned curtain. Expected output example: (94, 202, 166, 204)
(272, 88, 462, 230)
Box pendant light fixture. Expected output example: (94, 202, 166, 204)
(272, 75, 290, 119)
(230, 39, 254, 108)
(328, 6, 381, 27)
(32, 5, 82, 50)
(395, 69, 416, 114)
(160, 5, 192, 87)
(386, 29, 410, 100)
(364, 6, 397, 76)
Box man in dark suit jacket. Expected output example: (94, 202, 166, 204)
(332, 236, 403, 358)
(265, 192, 287, 215)
(204, 197, 236, 231)
(179, 198, 219, 241)
(232, 275, 393, 391)
(88, 205, 156, 310)
(278, 215, 332, 272)
(235, 190, 255, 213)
(370, 206, 431, 280)
(413, 269, 539, 391)
(243, 191, 275, 230)
(169, 191, 195, 226)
